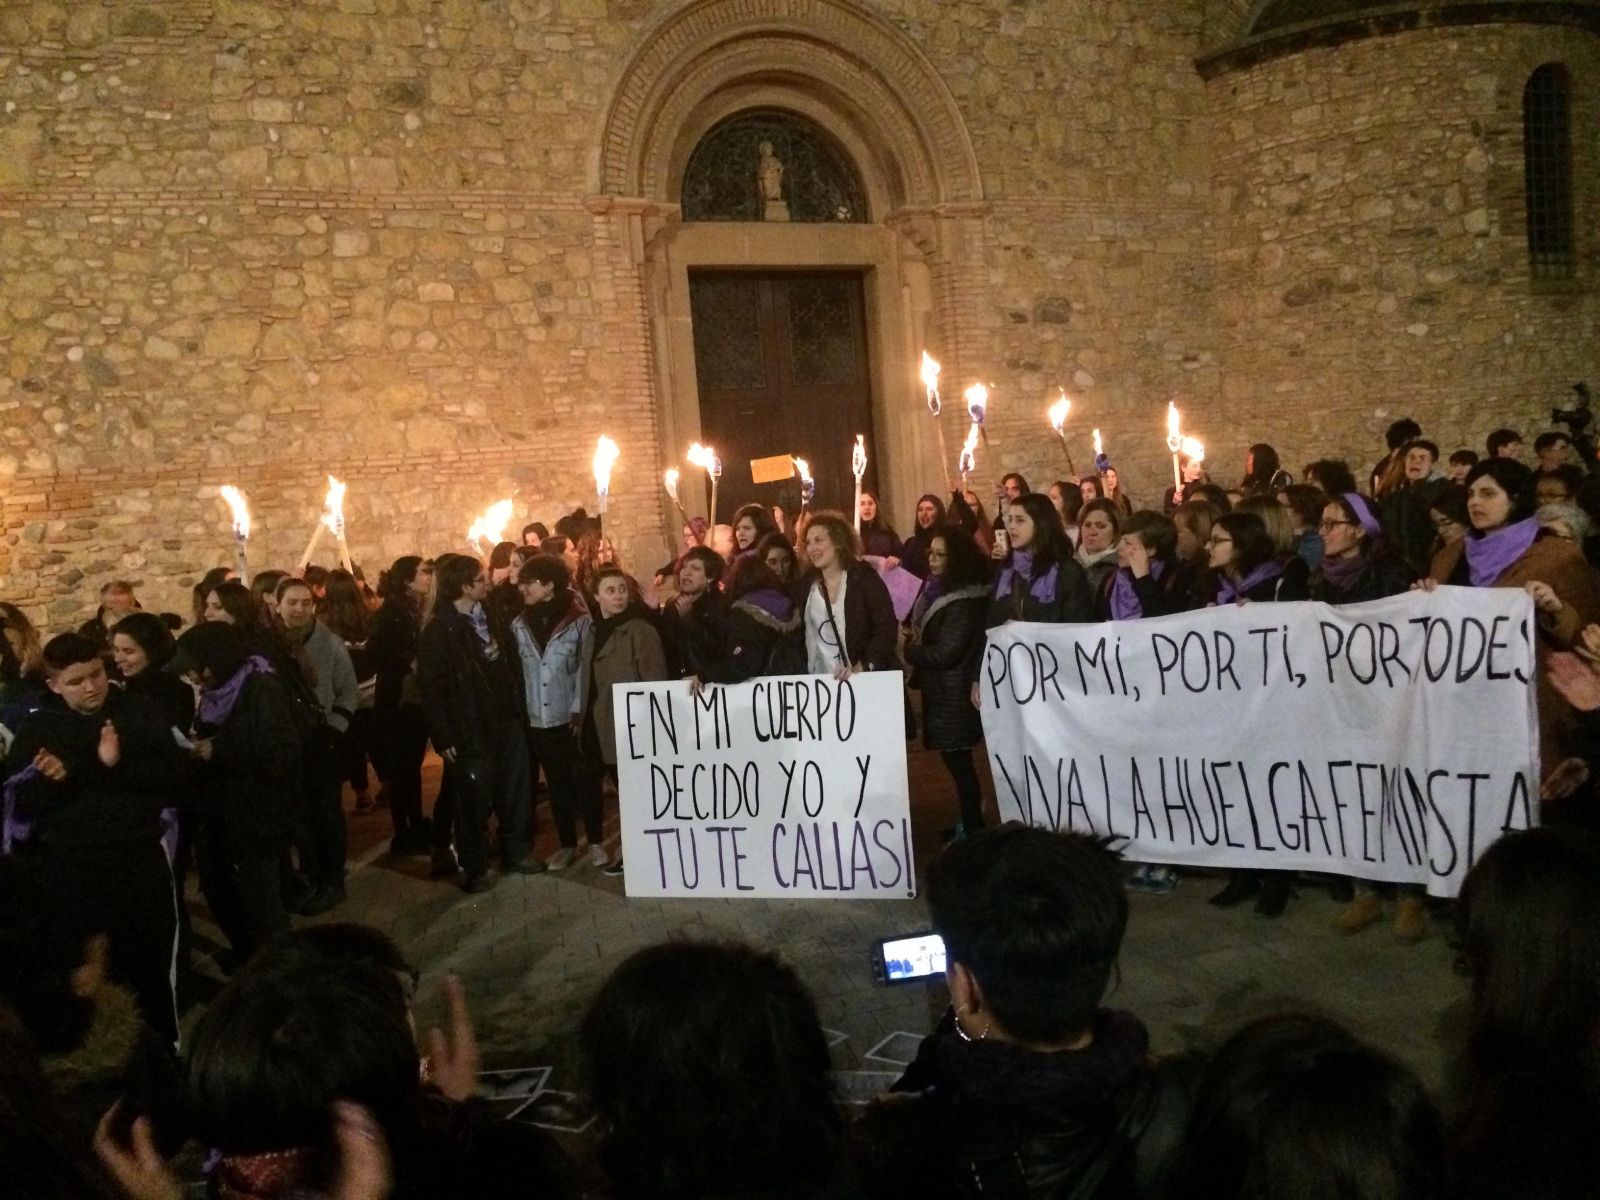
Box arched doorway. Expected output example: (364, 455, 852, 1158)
(591, 0, 986, 541)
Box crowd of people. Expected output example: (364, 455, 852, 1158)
(3, 414, 1600, 1198)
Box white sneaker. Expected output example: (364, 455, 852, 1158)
(545, 846, 577, 871)
(588, 844, 610, 869)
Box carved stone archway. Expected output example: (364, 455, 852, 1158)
(589, 0, 987, 536)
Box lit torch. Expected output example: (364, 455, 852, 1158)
(467, 499, 514, 558)
(1093, 428, 1110, 475)
(921, 351, 953, 492)
(686, 441, 720, 532)
(219, 485, 251, 584)
(965, 382, 991, 452)
(1166, 402, 1183, 494)
(959, 422, 979, 491)
(851, 435, 867, 533)
(298, 475, 350, 574)
(664, 467, 686, 521)
(593, 434, 619, 525)
(793, 456, 815, 509)
(1048, 389, 1075, 475)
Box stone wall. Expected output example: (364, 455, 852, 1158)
(1206, 22, 1600, 477)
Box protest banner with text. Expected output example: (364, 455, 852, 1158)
(979, 588, 1538, 896)
(615, 672, 914, 899)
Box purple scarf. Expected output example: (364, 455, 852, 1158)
(1464, 517, 1540, 588)
(198, 656, 273, 728)
(1, 763, 42, 854)
(1216, 559, 1283, 605)
(1317, 550, 1370, 592)
(1109, 561, 1165, 621)
(995, 549, 1061, 606)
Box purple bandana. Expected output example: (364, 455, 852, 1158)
(1216, 559, 1283, 605)
(198, 656, 273, 728)
(1464, 517, 1540, 587)
(995, 549, 1061, 606)
(1110, 560, 1166, 621)
(1, 762, 42, 854)
(1342, 492, 1383, 539)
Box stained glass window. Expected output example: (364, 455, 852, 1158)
(682, 109, 868, 224)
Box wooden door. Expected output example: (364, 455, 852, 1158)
(689, 270, 875, 520)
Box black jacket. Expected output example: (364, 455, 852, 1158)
(906, 584, 988, 752)
(853, 1011, 1198, 1200)
(1094, 563, 1193, 622)
(3, 689, 183, 856)
(661, 592, 727, 679)
(986, 555, 1095, 629)
(1379, 477, 1449, 576)
(416, 604, 524, 759)
(123, 670, 196, 735)
(701, 591, 804, 684)
(369, 594, 422, 712)
(1308, 554, 1416, 606)
(809, 562, 900, 672)
(195, 671, 302, 857)
(1221, 557, 1311, 604)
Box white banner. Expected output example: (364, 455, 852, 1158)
(615, 672, 914, 899)
(979, 588, 1539, 897)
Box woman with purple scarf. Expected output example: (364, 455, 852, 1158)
(174, 621, 302, 963)
(985, 493, 1094, 630)
(695, 554, 805, 684)
(1207, 511, 1309, 918)
(1426, 457, 1600, 800)
(1310, 495, 1424, 941)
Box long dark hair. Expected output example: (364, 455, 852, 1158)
(581, 941, 844, 1200)
(1241, 443, 1285, 495)
(378, 555, 425, 601)
(731, 503, 779, 550)
(1214, 511, 1276, 577)
(930, 524, 991, 590)
(752, 532, 799, 583)
(321, 570, 371, 643)
(911, 493, 948, 533)
(210, 579, 263, 630)
(111, 611, 177, 671)
(1005, 493, 1072, 574)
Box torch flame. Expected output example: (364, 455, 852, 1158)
(1180, 436, 1205, 464)
(593, 434, 620, 497)
(851, 434, 867, 479)
(1167, 401, 1181, 441)
(964, 382, 989, 425)
(959, 422, 980, 475)
(1093, 428, 1104, 457)
(920, 351, 942, 416)
(1049, 391, 1070, 434)
(792, 456, 812, 486)
(467, 499, 514, 550)
(664, 467, 681, 505)
(219, 485, 250, 539)
(319, 476, 347, 538)
(686, 442, 715, 471)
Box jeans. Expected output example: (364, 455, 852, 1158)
(526, 724, 601, 849)
(449, 718, 533, 876)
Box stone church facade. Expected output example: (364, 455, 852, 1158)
(1, 0, 1596, 622)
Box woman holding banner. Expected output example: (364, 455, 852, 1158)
(906, 529, 992, 839)
(1074, 499, 1122, 598)
(1426, 457, 1600, 798)
(801, 512, 898, 678)
(1208, 510, 1308, 917)
(1310, 494, 1423, 940)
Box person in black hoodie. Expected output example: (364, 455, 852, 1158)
(416, 554, 542, 893)
(174, 621, 301, 964)
(853, 827, 1197, 1199)
(2, 633, 186, 1044)
(905, 528, 991, 837)
(369, 556, 436, 860)
(694, 554, 805, 685)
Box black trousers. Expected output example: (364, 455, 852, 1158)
(940, 749, 986, 832)
(526, 724, 601, 849)
(197, 820, 290, 963)
(294, 729, 348, 888)
(31, 844, 180, 1046)
(343, 707, 376, 794)
(450, 718, 533, 876)
(373, 704, 429, 842)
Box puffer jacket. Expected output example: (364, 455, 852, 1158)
(905, 584, 988, 752)
(700, 589, 804, 684)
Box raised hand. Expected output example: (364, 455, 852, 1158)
(32, 748, 67, 782)
(98, 721, 121, 768)
(1548, 651, 1600, 713)
(424, 974, 481, 1103)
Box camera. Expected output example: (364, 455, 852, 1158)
(1552, 382, 1593, 435)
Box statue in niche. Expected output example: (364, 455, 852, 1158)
(757, 141, 790, 222)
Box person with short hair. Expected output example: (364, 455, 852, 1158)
(1428, 483, 1470, 554)
(416, 555, 542, 892)
(1278, 483, 1326, 570)
(1486, 428, 1524, 460)
(854, 828, 1196, 1197)
(3, 632, 187, 1042)
(660, 545, 726, 680)
(1304, 458, 1359, 497)
(1370, 417, 1423, 494)
(1377, 438, 1450, 574)
(1448, 448, 1480, 483)
(1171, 1014, 1443, 1200)
(1534, 463, 1584, 507)
(1073, 497, 1122, 598)
(511, 554, 599, 872)
(77, 580, 140, 652)
(1534, 430, 1574, 471)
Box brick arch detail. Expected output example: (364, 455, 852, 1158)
(597, 0, 982, 206)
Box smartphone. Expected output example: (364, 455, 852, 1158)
(992, 528, 1009, 557)
(871, 930, 947, 985)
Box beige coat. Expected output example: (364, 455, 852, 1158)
(586, 615, 669, 766)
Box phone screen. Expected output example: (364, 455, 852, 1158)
(879, 932, 947, 983)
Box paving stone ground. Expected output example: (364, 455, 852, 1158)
(184, 742, 1471, 1108)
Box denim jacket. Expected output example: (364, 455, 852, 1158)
(511, 595, 592, 730)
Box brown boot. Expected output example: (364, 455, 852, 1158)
(1393, 897, 1427, 944)
(1334, 893, 1382, 934)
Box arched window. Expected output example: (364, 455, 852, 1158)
(1524, 64, 1575, 280)
(682, 109, 868, 224)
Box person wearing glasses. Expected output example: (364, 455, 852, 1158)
(1308, 495, 1420, 940)
(369, 556, 439, 861)
(801, 511, 898, 679)
(1426, 483, 1469, 558)
(1207, 511, 1308, 918)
